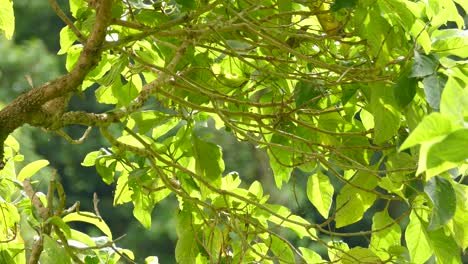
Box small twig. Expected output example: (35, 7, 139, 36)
(55, 126, 92, 144)
(93, 192, 102, 218)
(47, 0, 87, 44)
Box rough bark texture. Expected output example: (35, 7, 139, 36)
(0, 0, 114, 168)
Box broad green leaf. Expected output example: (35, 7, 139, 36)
(426, 0, 464, 29)
(424, 176, 456, 230)
(114, 171, 132, 205)
(399, 113, 453, 150)
(0, 250, 15, 264)
(405, 211, 431, 263)
(341, 247, 381, 264)
(411, 52, 439, 78)
(63, 212, 113, 239)
(46, 216, 71, 237)
(58, 26, 76, 55)
(268, 133, 294, 188)
(17, 159, 49, 181)
(40, 235, 71, 264)
(192, 133, 224, 186)
(432, 29, 468, 57)
(131, 111, 166, 134)
(371, 84, 400, 144)
(69, 0, 87, 19)
(327, 240, 349, 262)
(96, 158, 116, 185)
(370, 210, 401, 259)
(0, 0, 14, 39)
(294, 80, 321, 108)
(335, 172, 378, 228)
(393, 69, 417, 108)
(299, 247, 323, 262)
(113, 76, 140, 107)
(4, 135, 19, 152)
(428, 227, 462, 264)
(81, 150, 101, 167)
(427, 129, 468, 169)
(306, 169, 334, 218)
(422, 73, 446, 110)
(440, 77, 468, 122)
(270, 236, 295, 263)
(145, 256, 159, 264)
(266, 204, 316, 239)
(132, 191, 152, 229)
(452, 183, 468, 249)
(175, 208, 199, 263)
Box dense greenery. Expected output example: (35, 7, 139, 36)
(1, 0, 467, 263)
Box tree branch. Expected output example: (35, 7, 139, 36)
(0, 0, 114, 168)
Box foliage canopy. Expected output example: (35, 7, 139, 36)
(0, 0, 468, 263)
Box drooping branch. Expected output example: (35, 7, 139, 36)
(0, 0, 114, 167)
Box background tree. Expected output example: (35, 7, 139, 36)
(0, 0, 467, 263)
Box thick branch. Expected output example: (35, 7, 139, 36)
(0, 0, 114, 166)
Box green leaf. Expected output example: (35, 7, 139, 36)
(411, 52, 439, 78)
(335, 172, 378, 228)
(424, 176, 456, 230)
(96, 158, 116, 185)
(132, 188, 153, 229)
(422, 73, 446, 110)
(63, 212, 113, 239)
(399, 113, 453, 150)
(58, 26, 77, 55)
(131, 111, 166, 134)
(440, 77, 468, 122)
(299, 247, 323, 262)
(452, 183, 468, 249)
(428, 227, 462, 264)
(306, 169, 334, 219)
(342, 247, 381, 264)
(294, 80, 321, 108)
(175, 208, 199, 263)
(192, 133, 224, 186)
(327, 240, 349, 262)
(432, 29, 468, 57)
(270, 236, 295, 263)
(370, 210, 402, 259)
(0, 0, 14, 39)
(40, 235, 71, 264)
(0, 250, 15, 264)
(393, 69, 417, 108)
(427, 129, 468, 169)
(405, 211, 431, 263)
(266, 204, 315, 239)
(81, 150, 101, 167)
(46, 216, 71, 237)
(17, 159, 49, 181)
(371, 84, 400, 144)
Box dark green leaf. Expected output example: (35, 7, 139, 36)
(394, 69, 417, 108)
(0, 250, 15, 264)
(294, 80, 321, 108)
(424, 176, 456, 230)
(411, 52, 439, 78)
(192, 133, 224, 185)
(422, 73, 446, 110)
(331, 0, 357, 11)
(96, 159, 116, 185)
